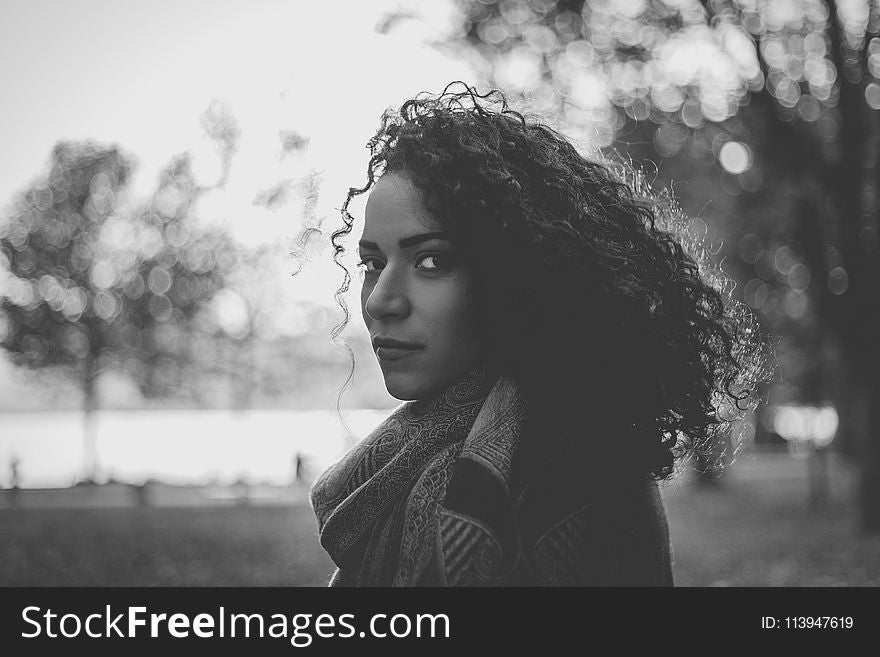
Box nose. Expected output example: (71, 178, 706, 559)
(363, 264, 411, 321)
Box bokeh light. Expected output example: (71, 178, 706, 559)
(719, 141, 752, 174)
(771, 405, 839, 449)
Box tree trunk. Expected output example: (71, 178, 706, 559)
(857, 372, 880, 532)
(82, 355, 99, 483)
(826, 0, 880, 533)
(230, 335, 255, 411)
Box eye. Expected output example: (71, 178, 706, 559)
(415, 253, 452, 271)
(357, 257, 384, 273)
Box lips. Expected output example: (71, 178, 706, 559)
(372, 336, 423, 361)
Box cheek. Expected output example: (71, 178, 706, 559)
(427, 282, 481, 350)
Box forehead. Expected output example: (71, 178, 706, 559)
(362, 171, 440, 238)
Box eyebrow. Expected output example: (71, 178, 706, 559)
(358, 231, 451, 251)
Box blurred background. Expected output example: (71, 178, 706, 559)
(1, 0, 878, 586)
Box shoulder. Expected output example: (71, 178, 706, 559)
(433, 449, 674, 586)
(518, 475, 674, 586)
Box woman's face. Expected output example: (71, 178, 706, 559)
(359, 171, 484, 400)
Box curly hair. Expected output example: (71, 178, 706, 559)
(331, 82, 773, 481)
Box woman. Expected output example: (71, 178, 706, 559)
(310, 83, 770, 586)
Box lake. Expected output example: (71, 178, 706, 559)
(0, 408, 392, 488)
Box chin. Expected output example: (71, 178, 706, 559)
(382, 380, 421, 401)
(381, 371, 432, 401)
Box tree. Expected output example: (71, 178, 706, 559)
(0, 142, 236, 481)
(428, 0, 880, 529)
(1, 142, 132, 481)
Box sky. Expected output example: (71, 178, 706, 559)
(0, 0, 478, 302)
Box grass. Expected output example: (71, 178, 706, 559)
(0, 506, 336, 586)
(662, 448, 880, 586)
(1, 447, 877, 586)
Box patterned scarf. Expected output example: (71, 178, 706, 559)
(309, 367, 531, 586)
